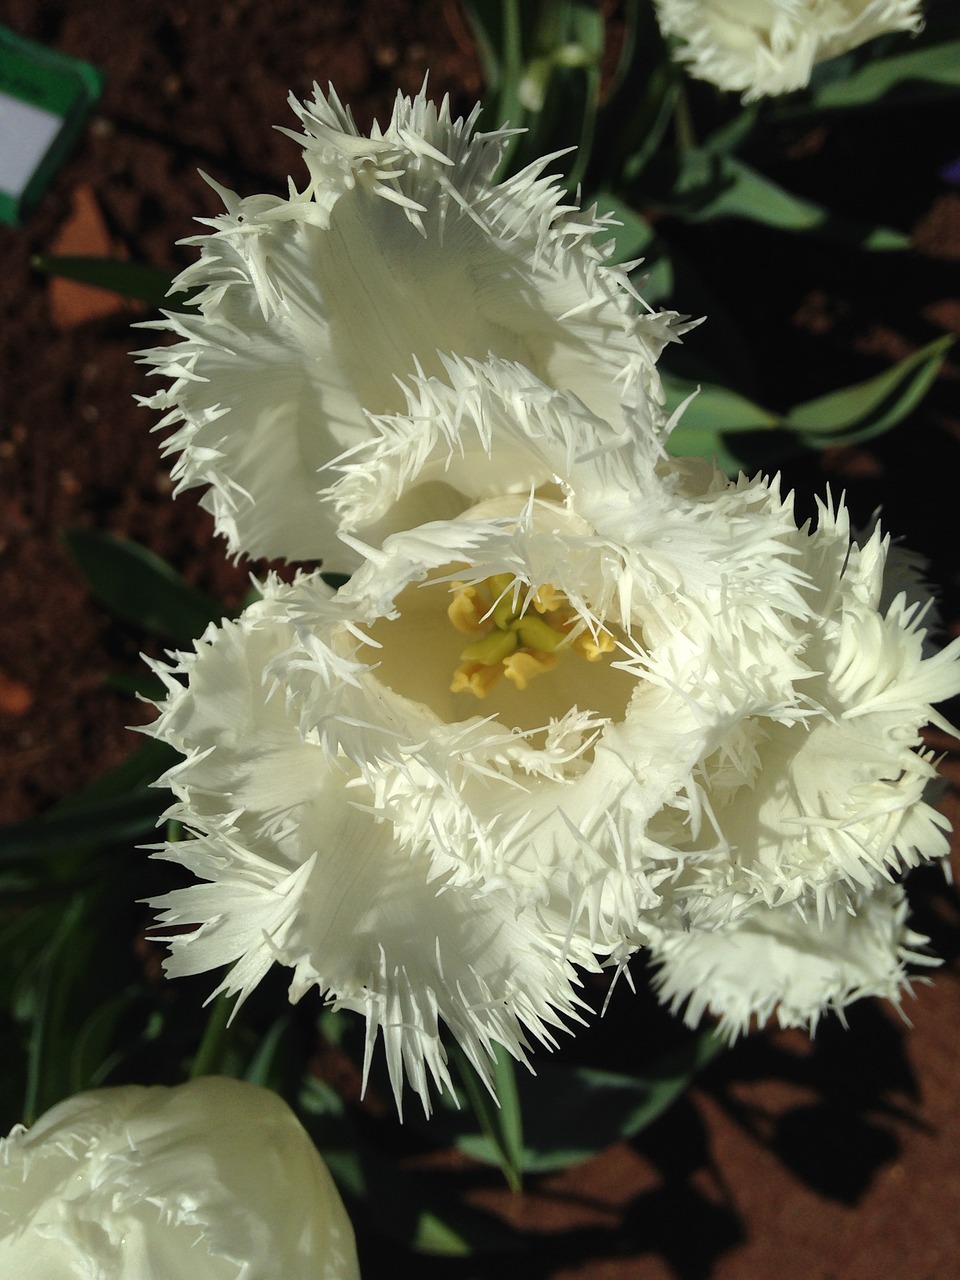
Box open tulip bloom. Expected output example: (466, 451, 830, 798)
(140, 85, 960, 1114)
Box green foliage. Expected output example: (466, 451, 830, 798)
(31, 254, 188, 309)
(664, 337, 953, 470)
(639, 148, 911, 249)
(63, 529, 228, 643)
(795, 39, 960, 113)
(0, 739, 177, 861)
(462, 0, 605, 185)
(299, 1074, 521, 1256)
(783, 335, 954, 445)
(450, 1042, 525, 1191)
(438, 1029, 723, 1174)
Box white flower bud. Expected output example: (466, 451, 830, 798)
(0, 1077, 359, 1280)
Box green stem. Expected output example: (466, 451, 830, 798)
(673, 79, 697, 152)
(189, 991, 235, 1079)
(451, 1042, 524, 1192)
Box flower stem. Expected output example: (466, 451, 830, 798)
(673, 79, 697, 152)
(189, 991, 235, 1079)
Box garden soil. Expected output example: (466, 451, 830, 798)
(1, 3, 959, 1278)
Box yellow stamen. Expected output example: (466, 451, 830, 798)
(447, 574, 615, 698)
(571, 628, 616, 662)
(532, 584, 565, 613)
(451, 660, 504, 698)
(503, 649, 559, 690)
(447, 583, 488, 635)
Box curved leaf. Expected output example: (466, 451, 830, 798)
(64, 528, 227, 642)
(455, 1029, 725, 1173)
(785, 335, 953, 445)
(802, 40, 960, 112)
(31, 254, 197, 310)
(652, 149, 911, 249)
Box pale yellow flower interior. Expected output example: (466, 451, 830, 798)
(364, 570, 637, 735)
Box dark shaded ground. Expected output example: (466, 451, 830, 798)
(1, 3, 959, 1278)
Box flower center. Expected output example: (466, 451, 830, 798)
(447, 574, 615, 698)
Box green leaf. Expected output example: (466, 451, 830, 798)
(665, 421, 752, 476)
(650, 149, 911, 249)
(662, 374, 778, 433)
(69, 986, 142, 1092)
(298, 1075, 519, 1255)
(588, 193, 675, 304)
(0, 739, 178, 861)
(451, 1044, 524, 1191)
(661, 338, 952, 468)
(802, 40, 960, 111)
(243, 1014, 296, 1091)
(784, 335, 953, 445)
(462, 0, 604, 186)
(590, 0, 673, 187)
(64, 529, 227, 642)
(189, 992, 238, 1079)
(16, 894, 100, 1123)
(0, 791, 168, 861)
(452, 1030, 725, 1173)
(592, 192, 656, 263)
(30, 255, 189, 309)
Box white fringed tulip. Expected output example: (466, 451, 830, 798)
(650, 881, 934, 1037)
(0, 1077, 359, 1280)
(145, 357, 960, 1104)
(326, 360, 960, 928)
(653, 0, 923, 100)
(137, 83, 683, 568)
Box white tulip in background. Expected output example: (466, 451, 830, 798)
(652, 0, 924, 100)
(0, 1077, 359, 1280)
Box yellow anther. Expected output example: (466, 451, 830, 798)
(532, 583, 565, 614)
(503, 649, 559, 690)
(451, 660, 504, 698)
(572, 628, 616, 662)
(447, 573, 615, 698)
(447, 583, 488, 635)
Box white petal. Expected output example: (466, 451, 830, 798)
(0, 1078, 359, 1280)
(650, 881, 934, 1037)
(138, 86, 683, 566)
(147, 591, 589, 1114)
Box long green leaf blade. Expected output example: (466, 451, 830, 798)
(63, 529, 227, 642)
(785, 335, 953, 444)
(31, 255, 184, 308)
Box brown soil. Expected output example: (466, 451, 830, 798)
(1, 4, 959, 1278)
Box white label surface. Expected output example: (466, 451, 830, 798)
(0, 92, 63, 199)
